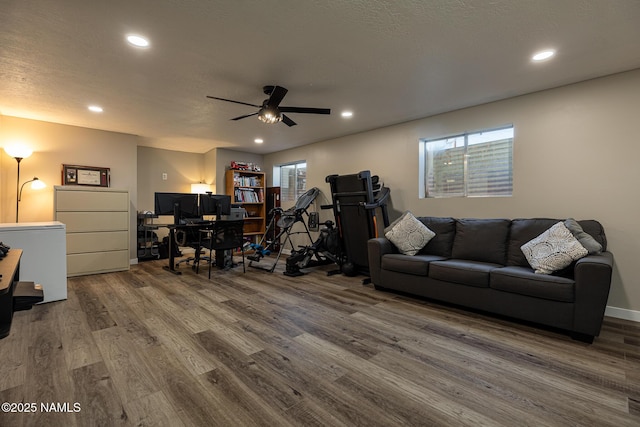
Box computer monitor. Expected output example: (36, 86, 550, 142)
(199, 193, 231, 217)
(154, 192, 199, 223)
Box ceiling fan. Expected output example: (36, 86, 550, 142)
(206, 85, 331, 127)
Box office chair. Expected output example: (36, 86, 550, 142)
(175, 226, 207, 270)
(199, 220, 246, 279)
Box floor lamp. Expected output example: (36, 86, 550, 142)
(18, 177, 47, 221)
(4, 144, 34, 222)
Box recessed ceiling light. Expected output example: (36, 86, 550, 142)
(126, 34, 150, 48)
(532, 49, 555, 62)
(88, 105, 103, 113)
(341, 111, 353, 118)
(254, 138, 264, 144)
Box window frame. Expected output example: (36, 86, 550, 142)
(420, 125, 514, 198)
(274, 160, 307, 202)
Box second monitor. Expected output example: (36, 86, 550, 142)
(199, 193, 231, 218)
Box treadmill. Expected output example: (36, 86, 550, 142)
(325, 170, 390, 277)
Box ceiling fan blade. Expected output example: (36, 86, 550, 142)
(281, 114, 297, 127)
(231, 112, 258, 121)
(206, 96, 261, 108)
(279, 106, 331, 115)
(266, 85, 288, 108)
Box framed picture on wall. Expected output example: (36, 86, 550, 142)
(62, 164, 110, 187)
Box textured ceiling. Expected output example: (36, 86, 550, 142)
(1, 0, 639, 154)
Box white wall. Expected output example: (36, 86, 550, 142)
(265, 69, 640, 314)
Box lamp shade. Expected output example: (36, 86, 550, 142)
(4, 144, 33, 159)
(31, 179, 46, 190)
(18, 177, 47, 205)
(191, 183, 212, 194)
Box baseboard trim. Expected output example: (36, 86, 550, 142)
(605, 306, 640, 323)
(130, 258, 139, 265)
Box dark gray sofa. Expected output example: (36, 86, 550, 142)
(368, 217, 613, 343)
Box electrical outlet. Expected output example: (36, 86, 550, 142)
(162, 172, 168, 180)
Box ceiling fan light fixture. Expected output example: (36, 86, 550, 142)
(258, 107, 282, 124)
(207, 85, 326, 128)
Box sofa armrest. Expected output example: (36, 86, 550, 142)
(573, 251, 613, 336)
(368, 238, 396, 286)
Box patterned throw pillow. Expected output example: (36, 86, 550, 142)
(384, 211, 435, 256)
(521, 222, 588, 274)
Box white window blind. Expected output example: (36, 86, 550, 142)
(278, 161, 307, 202)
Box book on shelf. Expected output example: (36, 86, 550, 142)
(234, 175, 263, 187)
(234, 188, 264, 203)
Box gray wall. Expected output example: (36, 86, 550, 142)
(136, 146, 264, 236)
(264, 69, 640, 316)
(137, 146, 206, 213)
(0, 116, 139, 261)
(214, 148, 265, 195)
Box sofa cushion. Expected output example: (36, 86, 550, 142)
(507, 218, 560, 267)
(429, 260, 501, 288)
(491, 266, 575, 302)
(565, 218, 602, 254)
(521, 222, 588, 274)
(384, 211, 435, 256)
(451, 219, 511, 265)
(416, 217, 456, 257)
(381, 254, 446, 276)
(577, 220, 607, 251)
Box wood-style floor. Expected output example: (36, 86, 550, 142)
(0, 256, 639, 426)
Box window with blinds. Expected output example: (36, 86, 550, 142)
(421, 126, 513, 198)
(278, 161, 307, 202)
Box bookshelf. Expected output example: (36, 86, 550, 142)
(225, 169, 266, 238)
